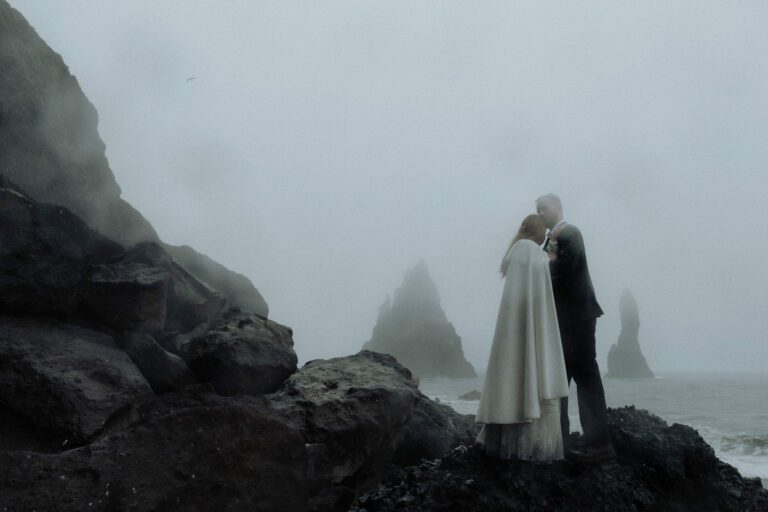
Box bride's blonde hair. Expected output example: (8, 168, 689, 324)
(500, 214, 547, 276)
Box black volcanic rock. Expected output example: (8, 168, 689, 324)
(0, 392, 311, 512)
(180, 308, 297, 396)
(0, 317, 153, 447)
(83, 242, 226, 337)
(0, 0, 268, 315)
(353, 407, 768, 512)
(0, 180, 226, 337)
(269, 351, 421, 501)
(606, 289, 654, 378)
(165, 244, 269, 317)
(116, 332, 196, 394)
(363, 261, 476, 378)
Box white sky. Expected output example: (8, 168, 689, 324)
(11, 0, 768, 373)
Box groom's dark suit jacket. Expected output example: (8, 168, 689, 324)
(546, 224, 603, 321)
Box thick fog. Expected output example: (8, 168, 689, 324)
(12, 1, 768, 373)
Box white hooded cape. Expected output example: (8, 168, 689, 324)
(476, 239, 569, 425)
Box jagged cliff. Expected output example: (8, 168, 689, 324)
(364, 261, 476, 378)
(0, 0, 267, 316)
(606, 288, 655, 378)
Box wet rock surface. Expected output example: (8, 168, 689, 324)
(353, 407, 768, 512)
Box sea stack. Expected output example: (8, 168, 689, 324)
(606, 288, 654, 378)
(363, 261, 476, 378)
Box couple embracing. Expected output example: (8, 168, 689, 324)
(475, 194, 615, 463)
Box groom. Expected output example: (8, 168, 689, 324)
(536, 193, 615, 462)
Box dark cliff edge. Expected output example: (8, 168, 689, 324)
(0, 0, 267, 317)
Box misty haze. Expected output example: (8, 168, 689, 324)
(12, 1, 768, 374)
(2, 1, 767, 510)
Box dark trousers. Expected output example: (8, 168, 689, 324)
(559, 317, 611, 448)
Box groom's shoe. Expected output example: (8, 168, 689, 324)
(566, 443, 616, 464)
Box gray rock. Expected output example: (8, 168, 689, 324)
(0, 178, 124, 319)
(458, 390, 482, 400)
(605, 289, 654, 378)
(166, 243, 269, 317)
(117, 332, 196, 394)
(269, 350, 421, 497)
(0, 317, 153, 446)
(394, 394, 479, 465)
(363, 261, 476, 378)
(181, 308, 297, 396)
(83, 242, 226, 337)
(354, 407, 768, 512)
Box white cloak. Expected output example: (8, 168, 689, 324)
(476, 239, 569, 425)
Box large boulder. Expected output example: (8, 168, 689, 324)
(393, 395, 479, 465)
(353, 407, 768, 512)
(180, 308, 297, 396)
(269, 351, 421, 508)
(83, 242, 226, 337)
(0, 317, 153, 446)
(606, 289, 654, 378)
(116, 332, 196, 394)
(0, 177, 124, 318)
(0, 394, 310, 512)
(363, 261, 476, 378)
(0, 0, 156, 247)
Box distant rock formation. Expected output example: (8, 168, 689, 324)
(363, 261, 476, 378)
(0, 0, 267, 316)
(458, 390, 482, 401)
(606, 289, 654, 378)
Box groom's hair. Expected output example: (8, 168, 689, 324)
(536, 193, 562, 210)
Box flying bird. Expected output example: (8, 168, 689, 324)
(186, 76, 196, 83)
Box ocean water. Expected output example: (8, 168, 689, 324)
(419, 372, 768, 488)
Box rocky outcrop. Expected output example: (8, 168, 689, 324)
(606, 289, 654, 378)
(0, 178, 226, 336)
(0, 0, 156, 247)
(393, 395, 479, 466)
(0, 0, 268, 315)
(353, 407, 768, 512)
(180, 308, 297, 396)
(2, 173, 290, 399)
(363, 261, 476, 378)
(165, 244, 269, 317)
(0, 348, 457, 512)
(0, 317, 153, 446)
(0, 175, 435, 511)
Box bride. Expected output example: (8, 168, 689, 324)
(475, 214, 569, 462)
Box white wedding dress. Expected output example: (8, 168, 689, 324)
(475, 239, 569, 462)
